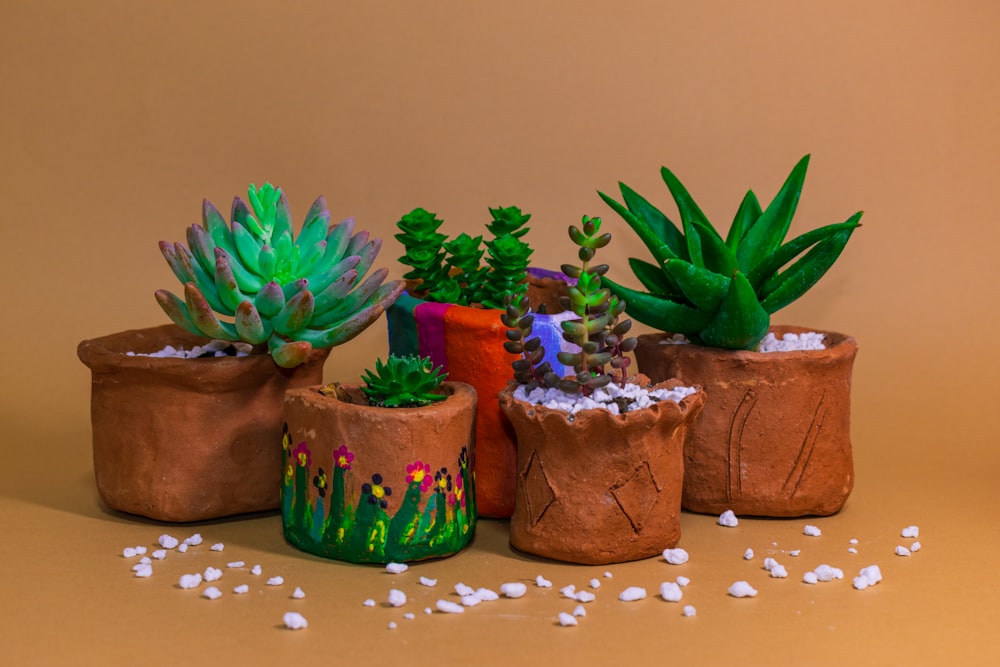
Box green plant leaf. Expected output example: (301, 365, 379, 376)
(736, 154, 810, 273)
(627, 257, 684, 299)
(689, 219, 737, 275)
(759, 226, 858, 314)
(603, 276, 713, 335)
(662, 259, 730, 313)
(618, 182, 687, 259)
(598, 190, 679, 266)
(697, 271, 770, 350)
(726, 190, 762, 255)
(747, 213, 863, 291)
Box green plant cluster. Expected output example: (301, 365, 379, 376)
(360, 354, 448, 408)
(156, 183, 404, 368)
(598, 155, 861, 350)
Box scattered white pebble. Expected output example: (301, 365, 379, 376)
(901, 525, 919, 539)
(178, 544, 189, 554)
(718, 510, 739, 527)
(475, 588, 499, 602)
(418, 576, 438, 587)
(388, 589, 407, 607)
(292, 587, 305, 599)
(849, 538, 859, 545)
(676, 576, 690, 587)
(536, 575, 552, 588)
(152, 550, 166, 560)
(227, 561, 245, 569)
(682, 605, 697, 617)
(743, 548, 754, 560)
(455, 583, 475, 597)
(363, 599, 376, 607)
(250, 564, 262, 576)
(859, 565, 883, 586)
(210, 543, 224, 552)
(204, 567, 223, 582)
(388, 622, 397, 630)
(604, 571, 613, 579)
(179, 573, 202, 589)
(789, 550, 801, 557)
(559, 584, 576, 599)
(575, 590, 596, 603)
(183, 534, 203, 546)
(233, 585, 249, 595)
(848, 547, 858, 554)
(663, 548, 689, 565)
(911, 541, 922, 552)
(728, 581, 758, 598)
(133, 563, 153, 578)
(803, 525, 822, 537)
(763, 557, 779, 572)
(770, 564, 789, 578)
(589, 578, 601, 589)
(813, 565, 844, 581)
(460, 594, 481, 607)
(158, 535, 179, 549)
(436, 600, 465, 614)
(138, 556, 151, 565)
(283, 612, 308, 630)
(404, 613, 415, 620)
(202, 586, 222, 600)
(386, 562, 409, 575)
(558, 612, 578, 627)
(895, 546, 911, 557)
(802, 572, 819, 585)
(500, 583, 528, 599)
(659, 582, 683, 602)
(619, 586, 647, 602)
(267, 576, 284, 586)
(424, 607, 432, 615)
(572, 605, 587, 618)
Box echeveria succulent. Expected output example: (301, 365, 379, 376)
(156, 183, 404, 368)
(599, 155, 861, 350)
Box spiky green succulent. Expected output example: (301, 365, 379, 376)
(598, 155, 862, 350)
(155, 183, 404, 368)
(360, 354, 448, 408)
(395, 207, 449, 292)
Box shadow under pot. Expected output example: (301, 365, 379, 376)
(76, 323, 329, 522)
(499, 378, 706, 565)
(634, 326, 859, 518)
(282, 381, 477, 563)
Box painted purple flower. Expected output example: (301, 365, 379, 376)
(362, 473, 392, 509)
(433, 467, 452, 496)
(292, 442, 311, 468)
(333, 444, 354, 470)
(313, 467, 327, 498)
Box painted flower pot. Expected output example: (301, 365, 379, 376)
(498, 378, 706, 565)
(634, 326, 858, 517)
(386, 268, 574, 518)
(281, 381, 477, 563)
(76, 324, 329, 522)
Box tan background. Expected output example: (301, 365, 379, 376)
(2, 1, 998, 665)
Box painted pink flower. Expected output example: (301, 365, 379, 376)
(406, 460, 433, 492)
(448, 474, 466, 509)
(292, 442, 311, 468)
(333, 444, 354, 470)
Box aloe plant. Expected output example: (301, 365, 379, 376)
(359, 354, 448, 408)
(156, 183, 404, 368)
(598, 155, 861, 350)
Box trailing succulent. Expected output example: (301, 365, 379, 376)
(598, 155, 861, 350)
(358, 354, 448, 408)
(502, 216, 635, 396)
(156, 183, 404, 368)
(395, 205, 533, 309)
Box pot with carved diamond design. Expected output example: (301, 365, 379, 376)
(498, 377, 705, 565)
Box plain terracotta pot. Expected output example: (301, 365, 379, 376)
(281, 382, 477, 563)
(634, 326, 858, 517)
(499, 378, 705, 565)
(386, 268, 573, 518)
(77, 324, 329, 522)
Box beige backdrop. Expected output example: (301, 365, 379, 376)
(2, 1, 998, 665)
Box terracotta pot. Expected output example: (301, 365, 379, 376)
(386, 268, 574, 518)
(499, 378, 705, 565)
(281, 382, 477, 563)
(634, 326, 858, 517)
(77, 324, 329, 522)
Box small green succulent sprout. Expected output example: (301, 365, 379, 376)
(598, 155, 862, 350)
(359, 354, 448, 408)
(395, 207, 450, 295)
(155, 183, 405, 368)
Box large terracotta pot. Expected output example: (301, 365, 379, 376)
(499, 378, 705, 565)
(386, 268, 573, 518)
(281, 382, 477, 563)
(634, 325, 858, 517)
(77, 324, 329, 522)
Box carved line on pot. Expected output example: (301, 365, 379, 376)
(521, 450, 555, 527)
(727, 388, 758, 503)
(782, 390, 829, 498)
(610, 461, 660, 534)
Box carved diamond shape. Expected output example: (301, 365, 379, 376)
(610, 461, 660, 534)
(521, 450, 555, 527)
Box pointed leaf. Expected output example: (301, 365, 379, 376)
(663, 259, 730, 313)
(235, 300, 271, 344)
(154, 288, 202, 336)
(759, 226, 858, 314)
(183, 283, 238, 340)
(603, 276, 713, 335)
(736, 154, 810, 272)
(598, 190, 679, 266)
(697, 272, 770, 350)
(727, 190, 762, 256)
(748, 213, 863, 291)
(268, 336, 313, 368)
(618, 181, 687, 258)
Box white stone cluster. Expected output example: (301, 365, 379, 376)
(513, 382, 697, 415)
(756, 332, 826, 353)
(127, 341, 253, 358)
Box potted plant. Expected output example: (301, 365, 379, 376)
(497, 216, 705, 565)
(386, 205, 575, 518)
(281, 354, 477, 563)
(77, 183, 403, 522)
(598, 155, 861, 517)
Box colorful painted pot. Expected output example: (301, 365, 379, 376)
(282, 382, 477, 563)
(385, 269, 574, 518)
(76, 324, 329, 522)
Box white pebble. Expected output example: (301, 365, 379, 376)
(404, 613, 415, 620)
(202, 586, 222, 600)
(676, 576, 690, 587)
(455, 583, 475, 597)
(852, 576, 870, 590)
(475, 588, 499, 602)
(227, 561, 245, 568)
(789, 550, 801, 557)
(183, 534, 203, 546)
(536, 575, 552, 588)
(763, 557, 779, 571)
(718, 510, 739, 527)
(134, 546, 147, 555)
(267, 576, 284, 586)
(177, 544, 189, 553)
(388, 622, 397, 630)
(418, 576, 437, 587)
(848, 547, 858, 554)
(460, 594, 481, 607)
(251, 564, 262, 576)
(604, 571, 613, 579)
(575, 590, 596, 603)
(210, 543, 224, 552)
(858, 565, 883, 586)
(802, 572, 819, 585)
(559, 584, 576, 599)
(292, 587, 305, 599)
(133, 563, 153, 578)
(558, 612, 578, 626)
(123, 547, 138, 558)
(803, 525, 822, 537)
(179, 573, 202, 589)
(619, 586, 647, 602)
(849, 538, 859, 545)
(901, 525, 919, 538)
(682, 605, 697, 617)
(386, 562, 409, 574)
(152, 550, 166, 560)
(728, 581, 758, 598)
(500, 582, 527, 599)
(911, 541, 922, 552)
(743, 548, 754, 560)
(770, 564, 788, 578)
(813, 565, 844, 581)
(233, 585, 249, 595)
(204, 567, 223, 582)
(158, 535, 179, 549)
(388, 589, 407, 607)
(138, 556, 151, 565)
(424, 607, 432, 615)
(572, 605, 587, 618)
(589, 578, 601, 589)
(283, 612, 308, 630)
(436, 600, 465, 614)
(662, 548, 689, 565)
(659, 582, 683, 602)
(895, 546, 911, 557)
(363, 599, 376, 607)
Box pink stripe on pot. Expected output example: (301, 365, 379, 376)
(414, 301, 452, 372)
